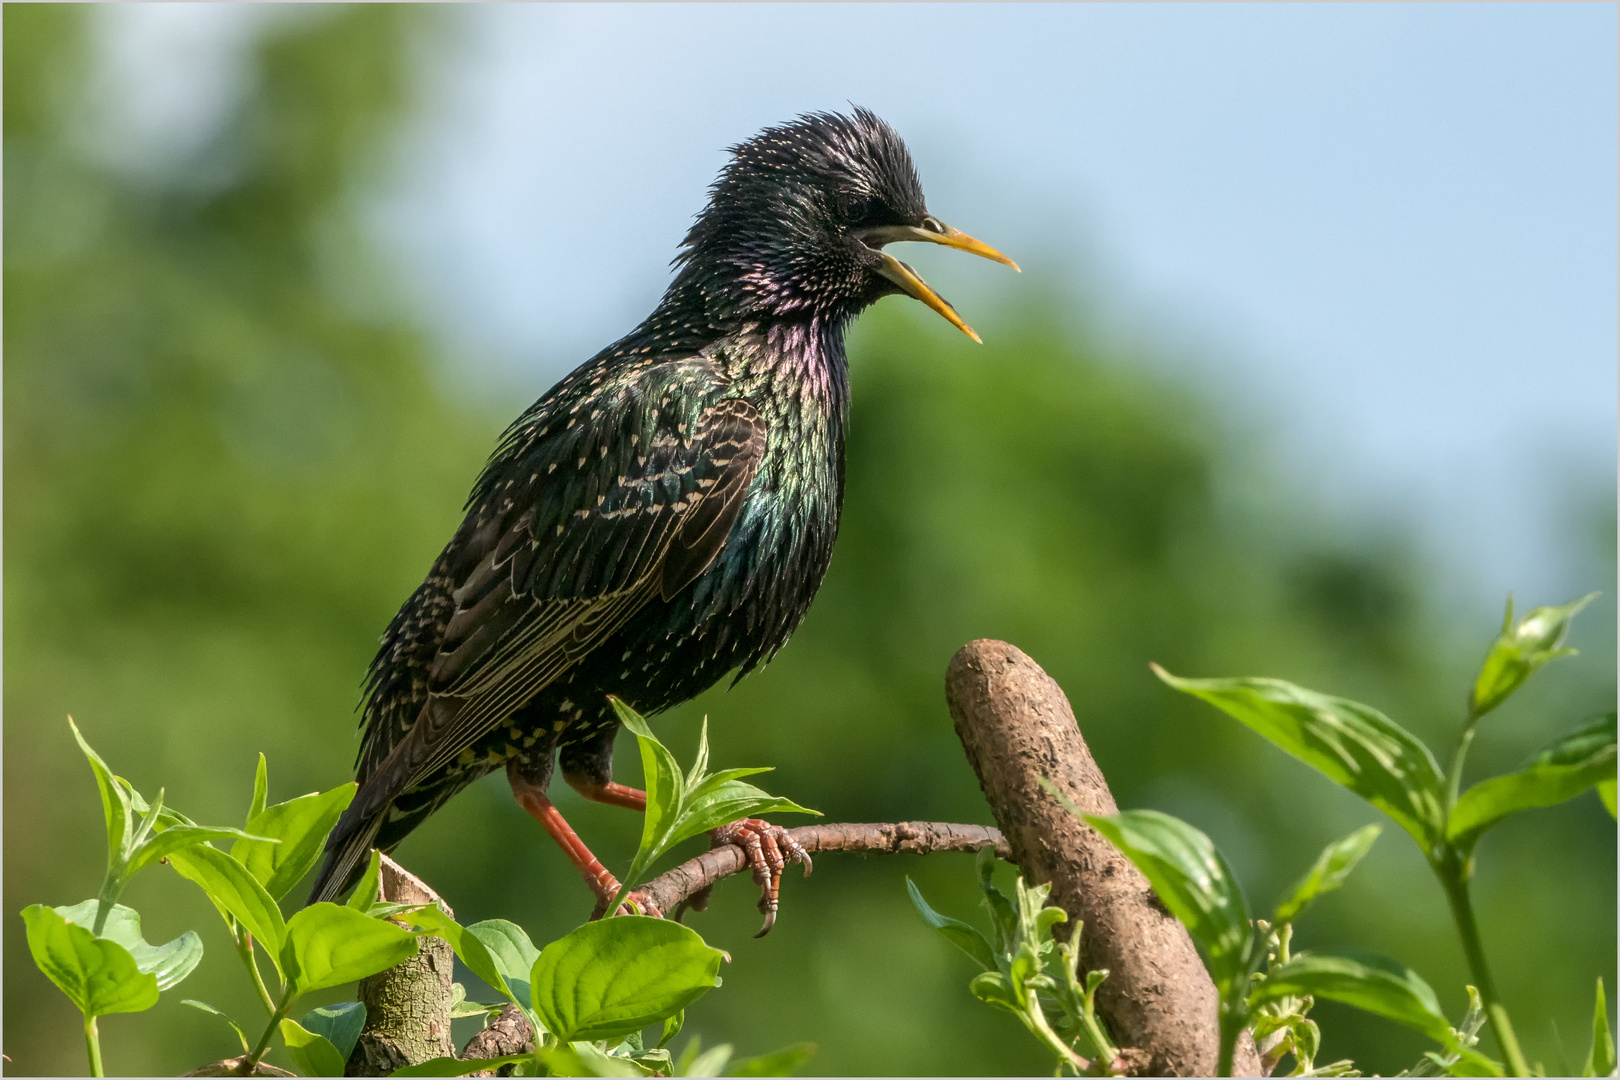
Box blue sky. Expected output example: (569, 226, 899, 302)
(98, 3, 1618, 613)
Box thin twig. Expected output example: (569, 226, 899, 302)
(636, 821, 1009, 917)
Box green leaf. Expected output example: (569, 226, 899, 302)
(968, 970, 1021, 1013)
(389, 1057, 534, 1078)
(21, 903, 160, 1018)
(613, 698, 687, 872)
(409, 907, 521, 1009)
(69, 717, 134, 875)
(1249, 949, 1453, 1046)
(1599, 779, 1617, 819)
(128, 823, 273, 876)
(728, 1042, 817, 1077)
(906, 877, 997, 971)
(166, 841, 287, 969)
(1449, 714, 1617, 851)
(975, 848, 1019, 958)
(530, 916, 724, 1043)
(667, 779, 819, 848)
(1272, 825, 1382, 925)
(535, 1041, 645, 1077)
(1582, 978, 1615, 1077)
(348, 849, 384, 911)
(280, 1018, 349, 1078)
(659, 1008, 685, 1049)
(281, 903, 419, 995)
(1079, 808, 1254, 997)
(182, 999, 251, 1055)
(233, 783, 358, 901)
(468, 919, 541, 1008)
(56, 899, 203, 991)
(1153, 668, 1447, 850)
(1470, 594, 1597, 718)
(683, 1042, 733, 1077)
(249, 753, 269, 823)
(302, 1001, 367, 1062)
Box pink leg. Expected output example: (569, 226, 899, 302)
(509, 775, 662, 918)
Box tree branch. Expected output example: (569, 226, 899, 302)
(638, 820, 1009, 917)
(946, 639, 1263, 1077)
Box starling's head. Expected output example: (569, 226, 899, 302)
(673, 108, 1017, 340)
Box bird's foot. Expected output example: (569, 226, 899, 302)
(709, 818, 812, 938)
(589, 884, 664, 921)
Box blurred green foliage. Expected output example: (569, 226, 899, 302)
(5, 6, 1613, 1076)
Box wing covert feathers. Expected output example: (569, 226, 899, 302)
(322, 391, 768, 878)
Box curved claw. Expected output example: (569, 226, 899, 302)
(710, 818, 811, 937)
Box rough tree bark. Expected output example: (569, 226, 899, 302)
(345, 859, 457, 1077)
(946, 639, 1262, 1077)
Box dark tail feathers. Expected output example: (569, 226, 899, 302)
(306, 810, 383, 906)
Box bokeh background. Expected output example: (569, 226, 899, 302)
(6, 4, 1614, 1075)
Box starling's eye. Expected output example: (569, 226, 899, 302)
(836, 192, 876, 223)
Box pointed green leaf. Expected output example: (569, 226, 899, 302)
(389, 1056, 534, 1078)
(129, 823, 274, 876)
(21, 904, 160, 1017)
(529, 915, 723, 1043)
(668, 780, 820, 848)
(1470, 594, 1597, 718)
(906, 877, 998, 971)
(1273, 825, 1382, 925)
(302, 1001, 367, 1063)
(1153, 668, 1447, 850)
(282, 903, 419, 995)
(348, 849, 384, 911)
(56, 900, 203, 991)
(69, 718, 134, 874)
(683, 1042, 734, 1077)
(281, 1018, 349, 1077)
(1599, 779, 1617, 819)
(468, 919, 540, 1008)
(233, 783, 358, 900)
(686, 717, 712, 790)
(659, 1008, 685, 1049)
(1080, 807, 1254, 997)
(166, 841, 287, 969)
(612, 698, 687, 872)
(1250, 949, 1454, 1046)
(182, 999, 251, 1055)
(1450, 714, 1617, 851)
(729, 1042, 817, 1077)
(249, 754, 269, 823)
(1583, 978, 1615, 1077)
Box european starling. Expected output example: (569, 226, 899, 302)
(308, 109, 1016, 927)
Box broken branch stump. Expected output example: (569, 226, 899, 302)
(346, 858, 457, 1077)
(946, 639, 1262, 1077)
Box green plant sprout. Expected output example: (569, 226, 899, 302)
(22, 712, 817, 1077)
(1141, 593, 1614, 1076)
(605, 698, 819, 919)
(908, 849, 1119, 1076)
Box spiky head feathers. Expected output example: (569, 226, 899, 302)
(672, 108, 927, 322)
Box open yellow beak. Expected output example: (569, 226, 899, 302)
(857, 217, 1019, 343)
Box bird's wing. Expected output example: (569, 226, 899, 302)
(350, 388, 766, 822)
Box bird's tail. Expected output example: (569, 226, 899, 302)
(306, 810, 384, 906)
